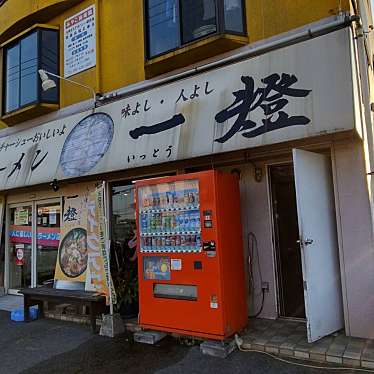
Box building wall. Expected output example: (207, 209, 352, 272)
(0, 0, 82, 41)
(346, 1, 374, 338)
(237, 163, 278, 319)
(222, 140, 374, 339)
(333, 141, 374, 339)
(246, 0, 349, 43)
(48, 0, 145, 108)
(220, 159, 289, 320)
(0, 0, 350, 127)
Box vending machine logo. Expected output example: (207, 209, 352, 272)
(143, 256, 171, 280)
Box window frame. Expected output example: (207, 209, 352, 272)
(144, 0, 247, 60)
(2, 25, 60, 116)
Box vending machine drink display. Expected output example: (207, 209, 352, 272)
(136, 170, 247, 340)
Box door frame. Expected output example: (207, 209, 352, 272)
(330, 145, 350, 336)
(265, 149, 346, 330)
(266, 160, 306, 320)
(5, 197, 62, 294)
(5, 201, 33, 294)
(268, 162, 306, 320)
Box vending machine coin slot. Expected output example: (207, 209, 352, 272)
(203, 241, 216, 257)
(194, 261, 203, 270)
(203, 210, 213, 228)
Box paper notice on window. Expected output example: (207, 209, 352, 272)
(49, 209, 57, 225)
(15, 209, 29, 226)
(64, 5, 96, 77)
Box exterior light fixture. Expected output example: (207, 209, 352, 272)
(49, 179, 59, 192)
(254, 167, 263, 182)
(249, 161, 263, 183)
(38, 69, 99, 108)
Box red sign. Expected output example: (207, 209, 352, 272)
(65, 7, 94, 29)
(9, 225, 60, 247)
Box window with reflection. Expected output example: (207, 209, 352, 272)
(3, 27, 59, 115)
(36, 203, 61, 286)
(147, 0, 180, 58)
(224, 0, 245, 33)
(180, 0, 217, 44)
(145, 0, 245, 58)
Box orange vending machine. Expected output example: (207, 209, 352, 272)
(135, 170, 247, 340)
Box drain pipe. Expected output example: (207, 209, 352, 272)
(99, 14, 359, 104)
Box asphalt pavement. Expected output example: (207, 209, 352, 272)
(0, 311, 367, 374)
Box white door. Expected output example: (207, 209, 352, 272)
(292, 149, 343, 343)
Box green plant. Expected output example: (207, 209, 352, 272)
(110, 238, 138, 314)
(113, 265, 138, 311)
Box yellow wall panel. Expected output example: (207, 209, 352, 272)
(99, 0, 145, 94)
(48, 0, 97, 107)
(246, 0, 350, 42)
(0, 0, 83, 42)
(48, 0, 145, 108)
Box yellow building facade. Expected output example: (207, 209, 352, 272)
(0, 0, 352, 126)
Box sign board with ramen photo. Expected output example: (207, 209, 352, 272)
(54, 186, 93, 285)
(54, 182, 113, 305)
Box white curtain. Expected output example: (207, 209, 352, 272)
(224, 0, 241, 11)
(203, 0, 216, 20)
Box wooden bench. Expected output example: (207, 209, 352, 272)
(20, 287, 107, 333)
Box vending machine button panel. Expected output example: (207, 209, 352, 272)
(203, 241, 217, 257)
(203, 210, 213, 228)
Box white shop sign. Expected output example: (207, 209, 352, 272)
(64, 5, 96, 77)
(0, 29, 354, 191)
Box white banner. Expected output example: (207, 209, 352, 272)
(0, 29, 354, 191)
(86, 183, 116, 305)
(64, 5, 96, 77)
